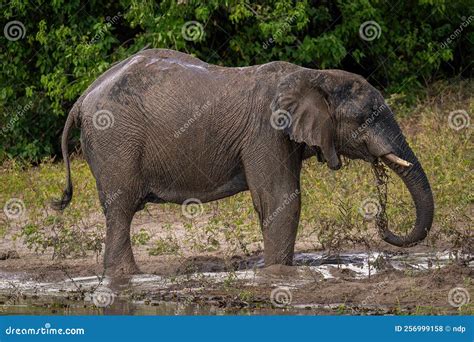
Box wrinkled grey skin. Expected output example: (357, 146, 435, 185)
(52, 49, 434, 275)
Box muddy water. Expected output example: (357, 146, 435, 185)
(0, 298, 322, 316)
(0, 251, 471, 315)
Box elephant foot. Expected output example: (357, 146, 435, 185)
(104, 259, 141, 277)
(264, 260, 293, 268)
(263, 251, 294, 267)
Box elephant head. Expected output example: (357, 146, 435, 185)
(271, 69, 434, 247)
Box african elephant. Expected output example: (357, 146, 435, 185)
(52, 49, 434, 275)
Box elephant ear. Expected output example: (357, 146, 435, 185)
(271, 70, 341, 170)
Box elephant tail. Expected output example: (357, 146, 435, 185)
(51, 102, 80, 211)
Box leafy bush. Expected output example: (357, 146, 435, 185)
(131, 228, 151, 246)
(148, 236, 180, 256)
(1, 0, 472, 161)
(15, 219, 104, 260)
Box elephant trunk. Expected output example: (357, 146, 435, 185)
(376, 136, 434, 247)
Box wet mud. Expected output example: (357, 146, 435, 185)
(0, 250, 472, 315)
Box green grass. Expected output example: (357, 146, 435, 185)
(148, 236, 180, 256)
(0, 80, 472, 256)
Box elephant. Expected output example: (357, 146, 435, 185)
(52, 48, 434, 275)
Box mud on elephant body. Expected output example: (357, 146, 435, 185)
(52, 49, 434, 275)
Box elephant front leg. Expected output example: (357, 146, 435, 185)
(257, 188, 301, 266)
(243, 145, 303, 266)
(244, 159, 302, 266)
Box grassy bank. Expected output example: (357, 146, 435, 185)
(0, 80, 472, 258)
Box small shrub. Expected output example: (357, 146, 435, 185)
(148, 236, 180, 256)
(131, 228, 151, 246)
(15, 219, 104, 259)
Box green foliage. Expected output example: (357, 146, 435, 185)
(0, 158, 104, 259)
(148, 236, 180, 256)
(15, 219, 104, 259)
(131, 228, 152, 246)
(1, 0, 472, 161)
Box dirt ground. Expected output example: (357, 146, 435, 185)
(0, 250, 472, 315)
(0, 204, 472, 315)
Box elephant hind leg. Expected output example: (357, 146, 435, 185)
(98, 185, 142, 276)
(103, 205, 140, 276)
(89, 153, 145, 276)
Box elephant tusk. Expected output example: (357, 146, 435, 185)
(383, 153, 413, 167)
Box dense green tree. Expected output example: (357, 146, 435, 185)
(1, 0, 472, 161)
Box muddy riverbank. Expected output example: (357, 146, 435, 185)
(0, 249, 472, 315)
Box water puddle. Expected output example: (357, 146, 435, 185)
(0, 297, 349, 316)
(0, 250, 471, 315)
